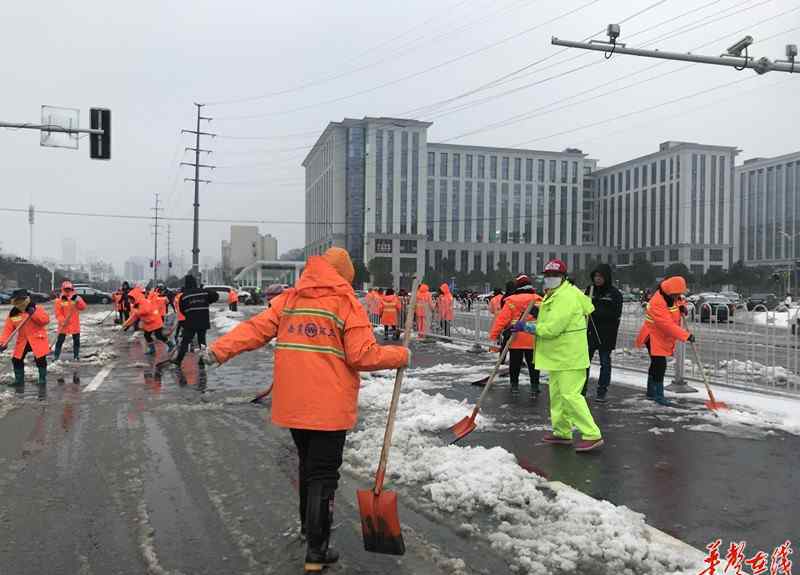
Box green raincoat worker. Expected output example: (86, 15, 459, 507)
(512, 258, 604, 452)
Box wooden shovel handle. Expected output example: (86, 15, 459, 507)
(472, 296, 539, 415)
(1, 314, 32, 349)
(373, 278, 420, 495)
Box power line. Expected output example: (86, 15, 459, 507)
(213, 0, 603, 121)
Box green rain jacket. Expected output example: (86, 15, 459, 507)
(533, 280, 595, 371)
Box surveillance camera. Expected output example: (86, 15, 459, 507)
(607, 23, 620, 42)
(726, 36, 753, 57)
(787, 44, 798, 60)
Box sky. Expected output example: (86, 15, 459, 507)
(1, 0, 797, 274)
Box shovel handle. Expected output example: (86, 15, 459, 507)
(689, 340, 716, 401)
(1, 314, 33, 350)
(473, 296, 539, 413)
(373, 278, 420, 494)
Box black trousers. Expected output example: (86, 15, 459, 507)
(440, 320, 451, 336)
(143, 329, 168, 344)
(508, 348, 539, 389)
(290, 429, 346, 526)
(12, 343, 47, 369)
(175, 328, 207, 362)
(648, 355, 667, 383)
(54, 333, 80, 358)
(229, 302, 238, 312)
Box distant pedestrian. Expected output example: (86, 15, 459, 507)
(437, 283, 454, 337)
(415, 284, 433, 339)
(635, 276, 694, 406)
(582, 264, 623, 402)
(123, 287, 174, 356)
(53, 281, 87, 361)
(171, 274, 219, 367)
(513, 259, 603, 452)
(378, 288, 400, 341)
(228, 289, 239, 312)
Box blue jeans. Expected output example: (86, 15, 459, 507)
(584, 347, 612, 397)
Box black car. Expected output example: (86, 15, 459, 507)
(692, 295, 734, 323)
(73, 286, 113, 304)
(746, 293, 778, 311)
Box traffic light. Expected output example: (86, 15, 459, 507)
(89, 108, 111, 160)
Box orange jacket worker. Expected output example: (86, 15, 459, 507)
(0, 289, 51, 387)
(206, 247, 408, 573)
(227, 288, 239, 312)
(124, 288, 174, 356)
(378, 288, 401, 340)
(53, 281, 87, 361)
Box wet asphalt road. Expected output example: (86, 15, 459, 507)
(1, 303, 797, 574)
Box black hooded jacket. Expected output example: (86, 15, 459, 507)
(178, 275, 219, 331)
(584, 264, 623, 350)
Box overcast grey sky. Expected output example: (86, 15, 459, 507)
(1, 0, 797, 273)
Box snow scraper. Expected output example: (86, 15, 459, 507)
(357, 279, 419, 556)
(448, 297, 539, 444)
(690, 341, 728, 414)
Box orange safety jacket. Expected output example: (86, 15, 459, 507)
(228, 290, 239, 304)
(174, 292, 186, 322)
(1, 305, 50, 359)
(54, 294, 87, 335)
(489, 293, 503, 316)
(112, 291, 123, 311)
(124, 289, 164, 332)
(489, 291, 542, 350)
(379, 294, 400, 327)
(416, 285, 432, 317)
(438, 284, 454, 321)
(211, 256, 408, 431)
(635, 276, 690, 357)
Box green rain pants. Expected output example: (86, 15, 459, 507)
(548, 369, 602, 441)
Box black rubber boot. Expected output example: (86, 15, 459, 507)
(299, 481, 307, 540)
(73, 337, 80, 361)
(37, 365, 47, 386)
(653, 381, 673, 406)
(304, 484, 339, 573)
(11, 366, 25, 387)
(645, 376, 656, 399)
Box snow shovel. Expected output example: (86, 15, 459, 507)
(357, 279, 419, 556)
(250, 384, 273, 404)
(95, 309, 116, 326)
(448, 297, 539, 444)
(689, 340, 728, 414)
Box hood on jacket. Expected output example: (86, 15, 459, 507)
(321, 247, 355, 284)
(295, 256, 353, 298)
(439, 283, 450, 295)
(660, 276, 687, 295)
(184, 274, 197, 290)
(419, 284, 429, 294)
(590, 263, 613, 287)
(128, 287, 145, 303)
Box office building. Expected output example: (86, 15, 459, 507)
(221, 226, 278, 273)
(304, 117, 598, 288)
(735, 151, 800, 267)
(592, 141, 738, 277)
(61, 238, 77, 266)
(123, 257, 146, 282)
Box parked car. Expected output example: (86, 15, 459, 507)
(746, 293, 779, 311)
(0, 291, 12, 304)
(621, 292, 638, 303)
(73, 286, 113, 304)
(203, 285, 235, 302)
(28, 291, 53, 304)
(264, 284, 288, 304)
(692, 295, 734, 323)
(720, 291, 744, 308)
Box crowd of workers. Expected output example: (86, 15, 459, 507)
(0, 245, 695, 573)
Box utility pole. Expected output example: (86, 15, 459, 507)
(28, 205, 34, 261)
(166, 223, 172, 278)
(553, 26, 798, 75)
(151, 193, 163, 287)
(181, 103, 215, 281)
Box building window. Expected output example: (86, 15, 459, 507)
(537, 184, 545, 244)
(710, 156, 717, 245)
(549, 160, 556, 183)
(502, 157, 510, 180)
(548, 185, 556, 244)
(427, 151, 435, 177)
(439, 180, 447, 241)
(651, 250, 664, 262)
(465, 181, 473, 243)
(537, 159, 545, 182)
(709, 249, 723, 262)
(400, 132, 408, 234)
(525, 158, 533, 182)
(651, 162, 657, 184)
(435, 249, 442, 269)
(452, 180, 461, 242)
(501, 183, 510, 243)
(466, 154, 473, 178)
(473, 251, 482, 273)
(400, 239, 417, 254)
(642, 164, 648, 187)
(625, 169, 631, 191)
(525, 184, 533, 243)
(572, 187, 578, 245)
(670, 157, 674, 180)
(634, 167, 639, 189)
(560, 161, 568, 183)
(489, 182, 498, 242)
(618, 253, 630, 265)
(411, 133, 419, 234)
(440, 152, 448, 177)
(487, 251, 495, 273)
(718, 156, 726, 245)
(512, 251, 519, 274)
(513, 183, 522, 243)
(375, 129, 383, 233)
(641, 189, 648, 248)
(572, 161, 578, 184)
(610, 173, 616, 195)
(478, 155, 486, 179)
(426, 180, 434, 241)
(387, 131, 394, 233)
(660, 159, 666, 183)
(633, 192, 639, 249)
(490, 156, 498, 179)
(514, 157, 521, 181)
(453, 153, 461, 178)
(669, 248, 679, 261)
(659, 184, 666, 246)
(476, 182, 485, 242)
(691, 248, 704, 261)
(691, 154, 698, 243)
(460, 250, 469, 272)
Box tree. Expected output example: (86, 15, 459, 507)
(423, 266, 443, 289)
(663, 262, 693, 285)
(728, 260, 759, 293)
(703, 267, 728, 290)
(354, 259, 372, 287)
(628, 259, 656, 289)
(488, 259, 513, 291)
(279, 248, 305, 261)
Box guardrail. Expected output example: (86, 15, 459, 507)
(367, 298, 800, 395)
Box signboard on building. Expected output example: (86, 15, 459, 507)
(375, 239, 392, 254)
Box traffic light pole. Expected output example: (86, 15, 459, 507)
(0, 122, 102, 135)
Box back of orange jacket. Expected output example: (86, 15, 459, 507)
(438, 284, 454, 321)
(489, 291, 541, 349)
(635, 277, 689, 356)
(211, 256, 408, 431)
(125, 288, 164, 332)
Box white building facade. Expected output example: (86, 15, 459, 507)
(592, 141, 738, 278)
(735, 151, 800, 267)
(221, 225, 278, 274)
(304, 117, 599, 289)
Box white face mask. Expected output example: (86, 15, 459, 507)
(543, 276, 563, 290)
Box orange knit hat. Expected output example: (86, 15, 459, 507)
(322, 247, 355, 284)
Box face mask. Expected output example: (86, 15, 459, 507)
(543, 276, 563, 290)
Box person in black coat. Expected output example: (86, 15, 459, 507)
(171, 274, 219, 366)
(583, 263, 623, 402)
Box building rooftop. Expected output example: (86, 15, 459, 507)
(592, 141, 739, 174)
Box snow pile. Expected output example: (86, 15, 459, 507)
(718, 359, 796, 386)
(0, 390, 16, 420)
(647, 427, 675, 436)
(347, 372, 699, 575)
(751, 309, 799, 328)
(212, 309, 244, 334)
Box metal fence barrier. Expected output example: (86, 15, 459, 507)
(366, 298, 800, 395)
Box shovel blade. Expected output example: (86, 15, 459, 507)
(448, 416, 477, 445)
(356, 488, 405, 555)
(705, 400, 729, 411)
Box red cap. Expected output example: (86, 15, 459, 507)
(515, 274, 531, 288)
(543, 259, 567, 274)
(61, 280, 74, 291)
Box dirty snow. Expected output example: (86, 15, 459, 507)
(346, 370, 700, 575)
(647, 427, 675, 436)
(211, 309, 244, 334)
(751, 309, 799, 328)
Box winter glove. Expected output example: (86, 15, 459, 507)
(687, 333, 695, 343)
(0, 343, 6, 353)
(61, 295, 69, 301)
(198, 347, 219, 368)
(25, 302, 36, 314)
(512, 320, 535, 334)
(71, 294, 78, 301)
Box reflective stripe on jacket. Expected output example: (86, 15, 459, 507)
(379, 294, 400, 326)
(54, 296, 87, 335)
(210, 256, 408, 431)
(635, 290, 689, 357)
(1, 306, 50, 359)
(534, 282, 594, 371)
(489, 291, 542, 350)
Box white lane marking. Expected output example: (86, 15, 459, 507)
(85, 364, 114, 392)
